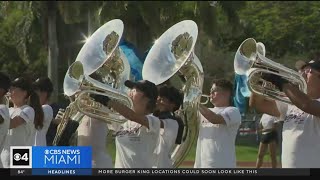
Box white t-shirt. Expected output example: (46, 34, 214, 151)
(114, 114, 161, 168)
(194, 106, 241, 168)
(77, 116, 112, 168)
(276, 99, 320, 168)
(0, 105, 10, 168)
(153, 119, 179, 168)
(1, 105, 35, 168)
(260, 114, 276, 133)
(34, 104, 53, 146)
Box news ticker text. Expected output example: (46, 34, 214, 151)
(9, 168, 312, 176)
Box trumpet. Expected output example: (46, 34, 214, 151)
(200, 94, 210, 104)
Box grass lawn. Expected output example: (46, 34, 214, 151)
(107, 135, 281, 164)
(183, 142, 279, 162)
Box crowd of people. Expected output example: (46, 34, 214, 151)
(2, 58, 320, 169)
(1, 53, 320, 169)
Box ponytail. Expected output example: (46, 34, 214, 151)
(28, 91, 44, 130)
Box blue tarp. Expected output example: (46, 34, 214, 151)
(119, 39, 144, 81)
(233, 73, 251, 114)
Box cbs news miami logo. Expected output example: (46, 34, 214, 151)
(10, 146, 92, 175)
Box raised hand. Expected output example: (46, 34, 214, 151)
(54, 108, 65, 124)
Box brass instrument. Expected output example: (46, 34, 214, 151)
(200, 94, 210, 104)
(142, 20, 203, 167)
(64, 61, 133, 123)
(52, 62, 84, 146)
(234, 38, 307, 104)
(72, 18, 133, 123)
(52, 100, 81, 146)
(53, 19, 132, 145)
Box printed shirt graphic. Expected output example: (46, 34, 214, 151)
(194, 106, 241, 168)
(153, 118, 179, 168)
(277, 99, 320, 168)
(115, 114, 161, 168)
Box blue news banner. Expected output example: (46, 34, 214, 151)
(7, 146, 317, 176)
(10, 146, 92, 176)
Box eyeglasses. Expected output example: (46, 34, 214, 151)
(210, 87, 225, 94)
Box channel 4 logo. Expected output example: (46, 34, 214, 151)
(10, 146, 32, 168)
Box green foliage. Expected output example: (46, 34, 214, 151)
(107, 134, 276, 167)
(0, 1, 48, 78)
(0, 1, 318, 102)
(239, 1, 320, 59)
(58, 1, 102, 24)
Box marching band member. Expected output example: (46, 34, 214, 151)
(152, 85, 184, 168)
(1, 77, 44, 168)
(77, 115, 113, 168)
(0, 72, 11, 168)
(256, 114, 279, 168)
(194, 79, 241, 168)
(52, 96, 79, 146)
(77, 72, 113, 168)
(46, 101, 66, 146)
(250, 59, 320, 168)
(92, 80, 161, 168)
(32, 77, 54, 146)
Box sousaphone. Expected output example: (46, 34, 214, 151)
(64, 19, 133, 123)
(54, 19, 133, 145)
(142, 20, 204, 167)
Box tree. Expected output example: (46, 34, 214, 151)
(0, 1, 247, 101)
(238, 1, 320, 60)
(0, 1, 48, 79)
